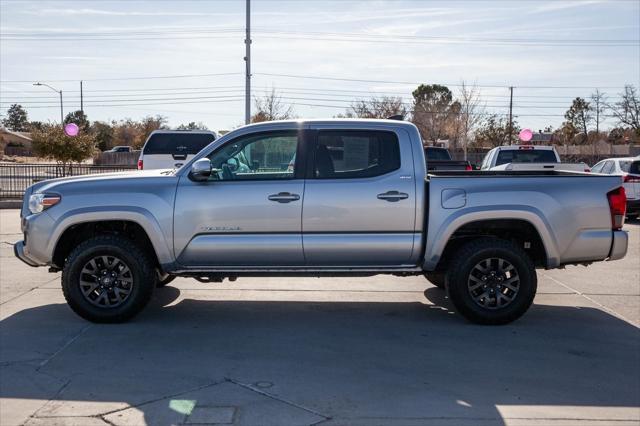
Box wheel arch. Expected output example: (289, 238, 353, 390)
(424, 211, 558, 271)
(49, 207, 173, 269)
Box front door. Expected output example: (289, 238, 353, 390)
(174, 130, 304, 267)
(302, 127, 417, 266)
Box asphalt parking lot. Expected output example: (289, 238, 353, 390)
(1, 208, 638, 426)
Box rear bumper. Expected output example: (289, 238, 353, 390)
(626, 199, 640, 216)
(607, 230, 628, 261)
(14, 240, 42, 267)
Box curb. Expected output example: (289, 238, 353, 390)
(0, 200, 22, 209)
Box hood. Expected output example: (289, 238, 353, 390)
(30, 169, 172, 194)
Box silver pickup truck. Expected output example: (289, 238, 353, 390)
(14, 119, 629, 325)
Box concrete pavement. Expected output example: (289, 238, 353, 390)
(1, 209, 639, 426)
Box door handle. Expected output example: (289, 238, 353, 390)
(268, 192, 300, 203)
(377, 190, 409, 202)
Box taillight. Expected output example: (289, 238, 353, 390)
(623, 174, 640, 183)
(465, 164, 473, 171)
(607, 187, 627, 230)
(137, 159, 143, 170)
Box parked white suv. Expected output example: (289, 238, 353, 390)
(480, 145, 589, 172)
(591, 157, 640, 219)
(137, 130, 218, 170)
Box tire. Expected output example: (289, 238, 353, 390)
(424, 272, 445, 289)
(445, 238, 537, 325)
(156, 274, 176, 288)
(62, 235, 156, 323)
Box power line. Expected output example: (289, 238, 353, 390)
(0, 72, 243, 83)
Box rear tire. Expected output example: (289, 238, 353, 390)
(445, 238, 537, 325)
(62, 235, 155, 323)
(424, 272, 445, 289)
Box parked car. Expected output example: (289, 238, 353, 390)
(481, 145, 590, 172)
(592, 157, 640, 219)
(15, 119, 628, 325)
(106, 146, 132, 153)
(137, 130, 218, 170)
(424, 146, 473, 171)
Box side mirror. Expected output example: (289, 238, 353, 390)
(189, 158, 212, 182)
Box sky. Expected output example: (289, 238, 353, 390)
(1, 0, 639, 132)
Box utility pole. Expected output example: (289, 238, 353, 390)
(80, 80, 84, 114)
(244, 0, 251, 125)
(507, 86, 513, 145)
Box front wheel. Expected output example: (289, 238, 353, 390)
(446, 238, 537, 325)
(62, 235, 156, 323)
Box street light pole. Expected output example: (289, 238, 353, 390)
(244, 0, 251, 124)
(33, 82, 64, 126)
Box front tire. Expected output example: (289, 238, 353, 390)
(446, 238, 537, 325)
(62, 235, 155, 323)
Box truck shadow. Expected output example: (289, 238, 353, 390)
(1, 286, 639, 425)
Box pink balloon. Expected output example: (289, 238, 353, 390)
(64, 123, 79, 137)
(519, 128, 533, 142)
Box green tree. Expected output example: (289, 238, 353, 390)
(64, 110, 90, 133)
(91, 121, 114, 151)
(2, 104, 29, 131)
(176, 121, 209, 130)
(474, 114, 520, 148)
(31, 124, 97, 167)
(563, 97, 593, 144)
(411, 84, 454, 143)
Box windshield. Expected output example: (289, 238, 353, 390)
(495, 149, 558, 166)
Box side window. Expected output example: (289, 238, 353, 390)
(207, 131, 298, 181)
(314, 130, 400, 179)
(591, 161, 605, 173)
(601, 161, 615, 174)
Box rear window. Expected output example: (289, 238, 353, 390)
(424, 147, 451, 161)
(143, 133, 215, 155)
(495, 149, 558, 166)
(620, 160, 640, 174)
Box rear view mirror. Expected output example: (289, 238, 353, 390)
(189, 158, 212, 182)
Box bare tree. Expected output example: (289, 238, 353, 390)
(609, 85, 640, 136)
(339, 96, 407, 119)
(457, 81, 485, 159)
(590, 89, 608, 155)
(251, 89, 296, 123)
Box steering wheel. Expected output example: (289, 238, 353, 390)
(226, 157, 240, 172)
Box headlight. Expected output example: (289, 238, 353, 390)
(28, 193, 61, 214)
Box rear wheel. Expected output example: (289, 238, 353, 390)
(424, 272, 445, 289)
(446, 238, 537, 325)
(62, 235, 155, 323)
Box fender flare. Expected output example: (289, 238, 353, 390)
(48, 206, 174, 266)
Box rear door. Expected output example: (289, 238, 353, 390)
(301, 126, 417, 266)
(142, 132, 215, 170)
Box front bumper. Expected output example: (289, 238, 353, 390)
(626, 199, 640, 216)
(607, 230, 628, 261)
(14, 240, 41, 267)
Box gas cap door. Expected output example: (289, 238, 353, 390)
(441, 188, 467, 209)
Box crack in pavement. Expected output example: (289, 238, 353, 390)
(37, 323, 93, 371)
(540, 271, 638, 327)
(0, 275, 61, 307)
(226, 377, 331, 421)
